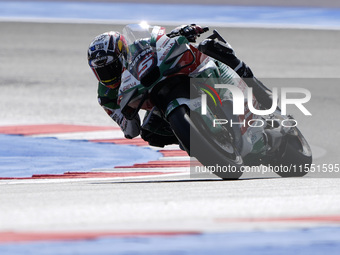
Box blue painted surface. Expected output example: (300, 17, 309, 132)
(0, 134, 161, 177)
(1, 1, 340, 28)
(1, 227, 340, 255)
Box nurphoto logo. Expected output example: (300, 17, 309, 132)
(201, 84, 312, 128)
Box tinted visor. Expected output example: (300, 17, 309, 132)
(94, 59, 122, 87)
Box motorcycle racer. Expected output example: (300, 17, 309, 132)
(88, 31, 141, 139)
(87, 25, 273, 147)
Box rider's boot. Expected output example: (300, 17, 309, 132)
(264, 127, 283, 153)
(263, 115, 295, 155)
(198, 39, 273, 109)
(141, 107, 179, 147)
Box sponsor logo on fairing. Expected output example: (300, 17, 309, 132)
(130, 48, 153, 68)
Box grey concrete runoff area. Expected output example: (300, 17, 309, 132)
(0, 21, 340, 234)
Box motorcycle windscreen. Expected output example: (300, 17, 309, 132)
(122, 23, 152, 45)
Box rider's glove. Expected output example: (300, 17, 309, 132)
(119, 114, 141, 139)
(168, 24, 208, 42)
(180, 24, 206, 42)
(107, 108, 141, 139)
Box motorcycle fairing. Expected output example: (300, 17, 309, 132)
(119, 24, 266, 158)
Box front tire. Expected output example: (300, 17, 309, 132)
(167, 105, 244, 180)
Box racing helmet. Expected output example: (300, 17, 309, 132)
(88, 31, 128, 89)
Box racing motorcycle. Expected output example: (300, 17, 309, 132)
(118, 23, 312, 179)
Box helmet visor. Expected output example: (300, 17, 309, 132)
(93, 59, 122, 87)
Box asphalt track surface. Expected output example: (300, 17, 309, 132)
(1, 21, 340, 253)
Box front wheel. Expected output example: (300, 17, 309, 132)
(167, 105, 244, 180)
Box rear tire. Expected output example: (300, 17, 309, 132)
(167, 105, 244, 180)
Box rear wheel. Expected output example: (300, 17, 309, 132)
(167, 105, 244, 180)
